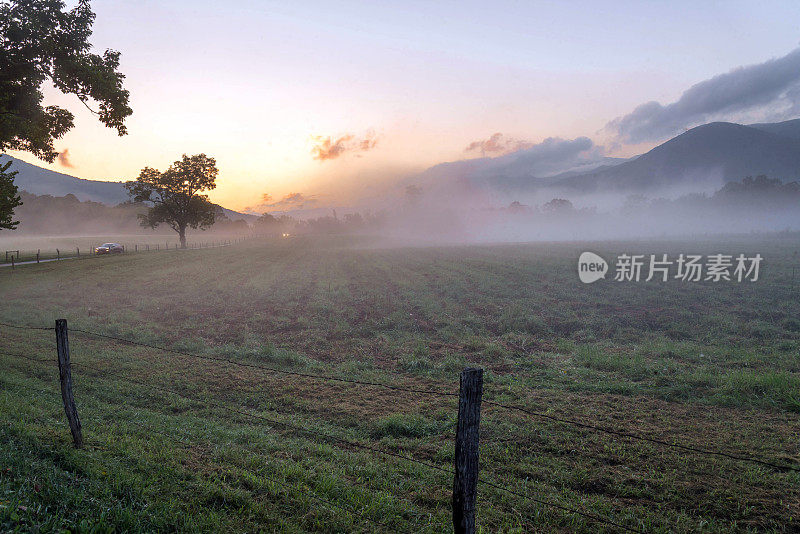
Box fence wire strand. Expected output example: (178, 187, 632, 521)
(69, 327, 457, 398)
(70, 360, 637, 533)
(482, 399, 800, 473)
(0, 322, 54, 331)
(2, 320, 799, 532)
(3, 321, 799, 473)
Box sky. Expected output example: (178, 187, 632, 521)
(9, 0, 800, 212)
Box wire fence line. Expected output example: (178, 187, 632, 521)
(8, 321, 797, 474)
(1, 354, 427, 532)
(1, 331, 642, 532)
(69, 327, 457, 398)
(14, 385, 397, 532)
(0, 237, 250, 268)
(3, 320, 800, 531)
(2, 356, 411, 530)
(72, 359, 456, 478)
(481, 400, 800, 473)
(3, 347, 632, 533)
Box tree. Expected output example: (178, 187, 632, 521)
(542, 198, 574, 213)
(0, 161, 21, 229)
(125, 154, 218, 248)
(0, 0, 131, 229)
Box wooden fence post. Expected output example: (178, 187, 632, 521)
(76, 247, 80, 257)
(36, 250, 40, 263)
(11, 256, 14, 269)
(57, 248, 60, 260)
(55, 319, 83, 448)
(453, 367, 483, 534)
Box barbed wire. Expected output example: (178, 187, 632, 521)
(69, 327, 457, 398)
(482, 399, 800, 473)
(0, 322, 54, 331)
(72, 360, 454, 476)
(2, 320, 797, 473)
(71, 360, 634, 532)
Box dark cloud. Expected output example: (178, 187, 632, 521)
(465, 133, 533, 156)
(56, 148, 74, 168)
(311, 131, 378, 161)
(607, 47, 800, 144)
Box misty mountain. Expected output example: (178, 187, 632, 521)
(0, 154, 257, 222)
(0, 154, 130, 204)
(410, 119, 800, 199)
(749, 118, 800, 140)
(556, 121, 800, 192)
(407, 143, 626, 196)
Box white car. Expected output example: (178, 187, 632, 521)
(95, 243, 124, 254)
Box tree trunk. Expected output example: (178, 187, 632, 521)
(179, 226, 187, 249)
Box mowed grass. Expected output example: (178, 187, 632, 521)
(1, 234, 799, 532)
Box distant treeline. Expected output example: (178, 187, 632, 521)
(12, 191, 251, 235)
(501, 175, 800, 216)
(10, 175, 800, 238)
(252, 211, 386, 235)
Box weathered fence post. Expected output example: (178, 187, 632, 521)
(453, 367, 483, 534)
(57, 248, 60, 260)
(76, 247, 80, 257)
(55, 319, 83, 448)
(135, 244, 138, 252)
(11, 256, 14, 269)
(36, 250, 40, 263)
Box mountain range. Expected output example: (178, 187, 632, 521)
(556, 120, 800, 192)
(409, 118, 800, 198)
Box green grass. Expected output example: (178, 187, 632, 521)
(1, 234, 799, 532)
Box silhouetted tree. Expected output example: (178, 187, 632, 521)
(0, 0, 131, 228)
(0, 161, 21, 230)
(125, 154, 218, 248)
(542, 198, 573, 213)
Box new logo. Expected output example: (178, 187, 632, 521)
(578, 252, 608, 283)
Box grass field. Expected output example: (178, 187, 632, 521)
(1, 234, 799, 532)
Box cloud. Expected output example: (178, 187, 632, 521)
(465, 133, 533, 156)
(413, 136, 611, 199)
(278, 192, 308, 206)
(244, 192, 319, 214)
(56, 148, 74, 168)
(606, 47, 800, 144)
(507, 136, 605, 177)
(311, 131, 379, 161)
